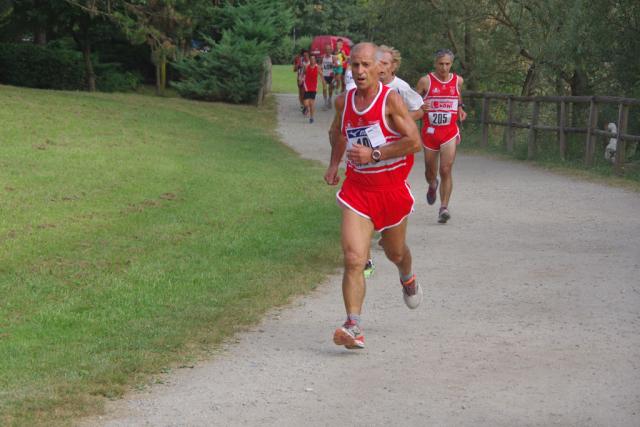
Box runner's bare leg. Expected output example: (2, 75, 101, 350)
(341, 208, 374, 315)
(379, 218, 412, 278)
(439, 138, 457, 207)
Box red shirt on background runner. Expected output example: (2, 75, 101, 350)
(304, 63, 319, 92)
(421, 72, 461, 150)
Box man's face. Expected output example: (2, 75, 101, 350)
(303, 52, 310, 61)
(336, 41, 343, 51)
(325, 44, 332, 55)
(378, 51, 394, 84)
(434, 54, 453, 76)
(351, 46, 378, 90)
(310, 55, 316, 65)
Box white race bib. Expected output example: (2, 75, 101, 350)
(364, 123, 386, 148)
(428, 112, 452, 126)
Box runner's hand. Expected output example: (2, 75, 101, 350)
(324, 165, 340, 185)
(346, 144, 374, 165)
(459, 109, 467, 122)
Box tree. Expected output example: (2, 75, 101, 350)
(66, 0, 216, 94)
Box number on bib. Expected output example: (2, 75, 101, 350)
(428, 112, 452, 126)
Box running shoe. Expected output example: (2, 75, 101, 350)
(363, 259, 375, 279)
(333, 321, 365, 349)
(401, 275, 423, 309)
(438, 207, 451, 224)
(309, 118, 314, 124)
(426, 178, 439, 205)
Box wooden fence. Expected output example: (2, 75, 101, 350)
(463, 91, 640, 175)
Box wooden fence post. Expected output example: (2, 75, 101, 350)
(528, 100, 540, 160)
(481, 95, 490, 148)
(558, 101, 567, 160)
(614, 102, 630, 175)
(585, 98, 599, 166)
(506, 96, 514, 152)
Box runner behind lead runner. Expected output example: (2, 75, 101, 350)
(363, 44, 425, 279)
(303, 55, 319, 124)
(324, 42, 422, 350)
(416, 48, 467, 223)
(320, 44, 335, 109)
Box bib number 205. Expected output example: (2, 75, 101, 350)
(428, 112, 452, 126)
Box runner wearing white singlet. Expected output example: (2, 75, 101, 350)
(344, 62, 356, 92)
(320, 44, 335, 109)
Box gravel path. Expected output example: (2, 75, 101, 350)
(86, 94, 640, 426)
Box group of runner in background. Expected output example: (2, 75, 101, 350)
(293, 38, 352, 123)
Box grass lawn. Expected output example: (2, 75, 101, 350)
(271, 64, 298, 94)
(0, 85, 341, 425)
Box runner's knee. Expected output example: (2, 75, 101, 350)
(384, 245, 407, 265)
(343, 249, 367, 272)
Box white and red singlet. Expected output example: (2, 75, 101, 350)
(337, 82, 415, 231)
(421, 72, 461, 151)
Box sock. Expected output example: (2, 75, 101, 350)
(347, 313, 361, 325)
(400, 272, 413, 284)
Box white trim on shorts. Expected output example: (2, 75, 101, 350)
(423, 132, 460, 152)
(336, 182, 415, 232)
(378, 182, 415, 232)
(336, 192, 371, 221)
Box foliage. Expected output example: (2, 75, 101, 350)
(172, 32, 268, 103)
(94, 62, 142, 92)
(287, 0, 376, 41)
(270, 34, 311, 64)
(210, 0, 294, 62)
(372, 0, 640, 98)
(0, 42, 85, 89)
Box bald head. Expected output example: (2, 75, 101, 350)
(351, 42, 378, 62)
(350, 42, 381, 91)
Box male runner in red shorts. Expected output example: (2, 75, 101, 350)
(416, 48, 467, 223)
(303, 55, 319, 123)
(324, 42, 422, 350)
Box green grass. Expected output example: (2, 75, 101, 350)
(0, 85, 341, 425)
(271, 64, 299, 94)
(460, 122, 640, 191)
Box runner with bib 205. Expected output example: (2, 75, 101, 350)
(416, 48, 467, 224)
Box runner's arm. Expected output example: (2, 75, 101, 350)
(325, 93, 347, 185)
(457, 76, 467, 122)
(346, 91, 420, 165)
(400, 83, 425, 121)
(416, 75, 430, 113)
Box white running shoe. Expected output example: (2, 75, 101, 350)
(401, 275, 423, 309)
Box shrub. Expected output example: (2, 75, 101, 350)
(94, 62, 142, 92)
(0, 42, 85, 90)
(171, 32, 268, 104)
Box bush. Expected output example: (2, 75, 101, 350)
(94, 62, 142, 92)
(171, 32, 268, 104)
(0, 42, 85, 90)
(271, 35, 311, 65)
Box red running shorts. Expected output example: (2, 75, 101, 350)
(337, 179, 415, 232)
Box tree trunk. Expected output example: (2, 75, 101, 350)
(569, 68, 590, 127)
(463, 23, 476, 91)
(521, 62, 536, 96)
(82, 43, 96, 92)
(155, 55, 167, 95)
(34, 27, 47, 45)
